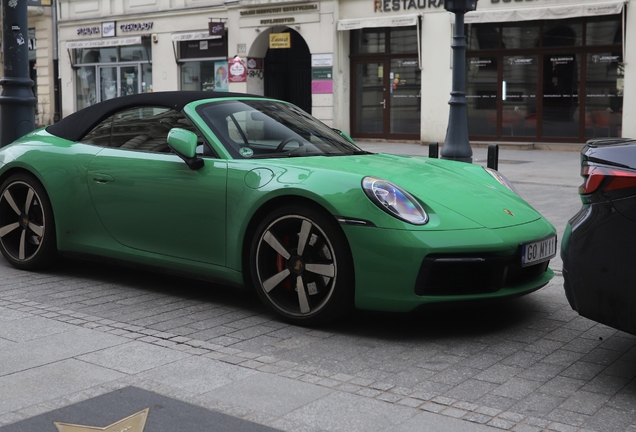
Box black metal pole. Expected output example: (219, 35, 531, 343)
(52, 0, 62, 122)
(0, 0, 37, 147)
(440, 10, 472, 163)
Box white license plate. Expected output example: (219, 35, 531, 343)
(521, 235, 557, 267)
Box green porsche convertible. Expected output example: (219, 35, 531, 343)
(0, 92, 556, 324)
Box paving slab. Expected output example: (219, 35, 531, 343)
(0, 327, 127, 376)
(0, 359, 125, 414)
(204, 373, 332, 417)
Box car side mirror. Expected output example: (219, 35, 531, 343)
(167, 128, 204, 170)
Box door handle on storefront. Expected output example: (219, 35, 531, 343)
(381, 99, 386, 109)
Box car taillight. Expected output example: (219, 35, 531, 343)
(579, 165, 636, 195)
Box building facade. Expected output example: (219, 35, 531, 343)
(51, 0, 633, 143)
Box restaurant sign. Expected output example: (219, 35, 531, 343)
(269, 33, 291, 49)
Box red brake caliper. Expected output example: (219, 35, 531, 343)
(276, 235, 292, 290)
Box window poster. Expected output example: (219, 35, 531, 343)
(215, 62, 228, 91)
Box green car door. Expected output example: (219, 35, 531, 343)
(86, 148, 227, 266)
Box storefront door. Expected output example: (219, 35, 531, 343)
(99, 65, 140, 101)
(501, 56, 538, 138)
(353, 61, 385, 135)
(541, 53, 580, 138)
(352, 58, 420, 139)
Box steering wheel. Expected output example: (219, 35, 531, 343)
(275, 136, 304, 152)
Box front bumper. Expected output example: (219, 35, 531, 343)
(343, 218, 556, 312)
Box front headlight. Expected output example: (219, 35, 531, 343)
(362, 176, 428, 225)
(484, 167, 520, 195)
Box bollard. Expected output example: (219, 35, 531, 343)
(487, 144, 499, 171)
(428, 142, 439, 159)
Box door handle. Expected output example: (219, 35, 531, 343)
(381, 99, 386, 109)
(92, 173, 114, 183)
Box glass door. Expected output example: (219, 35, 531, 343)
(467, 56, 498, 137)
(502, 55, 538, 138)
(389, 58, 421, 135)
(353, 61, 386, 135)
(121, 65, 139, 97)
(99, 67, 118, 102)
(541, 53, 580, 137)
(352, 59, 421, 138)
(98, 65, 141, 102)
(584, 52, 622, 138)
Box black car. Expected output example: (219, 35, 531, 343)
(562, 138, 636, 335)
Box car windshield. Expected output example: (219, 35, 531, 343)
(197, 99, 368, 159)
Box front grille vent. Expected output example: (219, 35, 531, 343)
(415, 254, 549, 296)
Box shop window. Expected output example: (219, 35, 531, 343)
(75, 47, 117, 64)
(390, 28, 418, 54)
(351, 29, 386, 54)
(467, 24, 500, 50)
(543, 20, 583, 47)
(76, 66, 97, 110)
(178, 37, 228, 92)
(73, 39, 152, 109)
(585, 52, 623, 138)
(121, 45, 149, 62)
(501, 22, 540, 49)
(586, 15, 622, 46)
(180, 61, 217, 91)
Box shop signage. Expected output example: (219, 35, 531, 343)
(102, 21, 116, 38)
(240, 4, 318, 16)
(27, 0, 51, 6)
(209, 22, 226, 36)
(171, 32, 222, 41)
(179, 38, 227, 59)
(261, 17, 295, 25)
(77, 26, 100, 36)
(312, 80, 333, 94)
(311, 54, 333, 67)
(269, 33, 291, 49)
(247, 58, 263, 69)
(312, 67, 332, 80)
(229, 57, 247, 82)
(550, 56, 574, 65)
(120, 22, 154, 32)
(66, 36, 142, 49)
(374, 0, 444, 13)
(507, 57, 534, 66)
(592, 55, 621, 63)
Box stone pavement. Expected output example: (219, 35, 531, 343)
(1, 143, 636, 432)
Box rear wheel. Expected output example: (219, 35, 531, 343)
(0, 174, 57, 270)
(250, 205, 354, 325)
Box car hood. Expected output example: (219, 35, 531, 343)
(275, 153, 543, 229)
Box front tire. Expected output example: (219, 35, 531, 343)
(250, 205, 354, 325)
(0, 173, 57, 270)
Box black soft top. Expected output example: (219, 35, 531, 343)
(46, 91, 259, 142)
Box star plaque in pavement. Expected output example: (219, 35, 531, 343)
(54, 407, 149, 432)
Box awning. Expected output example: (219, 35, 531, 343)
(463, 0, 626, 23)
(65, 36, 142, 49)
(337, 14, 419, 31)
(170, 31, 222, 42)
